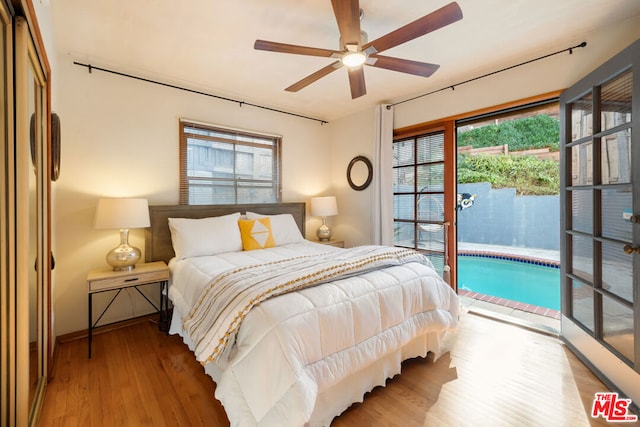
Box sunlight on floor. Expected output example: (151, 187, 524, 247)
(423, 309, 611, 427)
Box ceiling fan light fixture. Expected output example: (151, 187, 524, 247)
(254, 1, 463, 97)
(341, 51, 367, 67)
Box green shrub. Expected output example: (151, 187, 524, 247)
(458, 154, 559, 195)
(458, 114, 559, 152)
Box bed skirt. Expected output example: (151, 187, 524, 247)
(307, 330, 444, 426)
(170, 309, 449, 426)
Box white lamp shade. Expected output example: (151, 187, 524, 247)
(311, 196, 338, 217)
(94, 198, 150, 230)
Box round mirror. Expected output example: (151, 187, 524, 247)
(347, 155, 373, 191)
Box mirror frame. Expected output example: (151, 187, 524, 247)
(0, 1, 14, 422)
(346, 155, 373, 191)
(51, 112, 60, 181)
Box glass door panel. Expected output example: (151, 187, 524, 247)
(601, 70, 632, 130)
(560, 38, 639, 406)
(602, 129, 631, 184)
(571, 190, 593, 233)
(571, 234, 593, 282)
(393, 139, 414, 166)
(601, 240, 633, 302)
(571, 278, 595, 331)
(393, 131, 448, 277)
(393, 194, 414, 220)
(417, 134, 444, 162)
(601, 187, 632, 240)
(602, 295, 634, 362)
(570, 92, 593, 140)
(417, 163, 444, 192)
(571, 142, 593, 185)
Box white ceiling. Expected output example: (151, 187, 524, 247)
(51, 0, 640, 122)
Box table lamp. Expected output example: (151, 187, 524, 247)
(94, 198, 150, 271)
(311, 196, 338, 241)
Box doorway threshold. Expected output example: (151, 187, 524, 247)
(459, 294, 560, 337)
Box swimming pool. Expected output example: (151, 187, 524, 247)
(457, 255, 560, 310)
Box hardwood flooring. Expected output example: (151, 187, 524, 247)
(38, 311, 638, 426)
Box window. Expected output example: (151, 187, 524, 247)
(179, 120, 281, 205)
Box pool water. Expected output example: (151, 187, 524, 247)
(457, 256, 560, 310)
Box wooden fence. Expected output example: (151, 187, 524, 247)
(458, 144, 559, 161)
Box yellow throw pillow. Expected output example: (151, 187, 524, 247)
(238, 218, 276, 251)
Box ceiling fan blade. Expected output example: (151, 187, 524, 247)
(347, 66, 366, 99)
(363, 2, 462, 54)
(368, 55, 440, 77)
(331, 0, 361, 48)
(255, 40, 341, 58)
(285, 61, 343, 92)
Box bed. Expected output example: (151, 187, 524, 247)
(145, 202, 459, 427)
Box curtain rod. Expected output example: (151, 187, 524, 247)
(388, 41, 587, 109)
(73, 61, 329, 125)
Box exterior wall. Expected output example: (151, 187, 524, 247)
(457, 182, 559, 250)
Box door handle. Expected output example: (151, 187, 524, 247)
(623, 244, 640, 254)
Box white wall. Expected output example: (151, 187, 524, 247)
(51, 57, 332, 335)
(330, 16, 640, 248)
(328, 107, 376, 247)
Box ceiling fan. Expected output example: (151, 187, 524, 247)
(254, 1, 463, 99)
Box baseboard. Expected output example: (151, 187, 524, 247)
(56, 313, 161, 344)
(49, 337, 58, 381)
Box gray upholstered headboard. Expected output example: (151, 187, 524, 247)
(145, 202, 306, 263)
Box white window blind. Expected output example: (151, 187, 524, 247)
(179, 121, 281, 205)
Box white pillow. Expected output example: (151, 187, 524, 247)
(245, 212, 304, 245)
(168, 213, 242, 260)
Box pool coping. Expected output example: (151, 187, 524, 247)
(458, 289, 561, 319)
(458, 250, 560, 268)
(457, 250, 561, 319)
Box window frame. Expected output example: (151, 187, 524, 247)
(179, 120, 282, 205)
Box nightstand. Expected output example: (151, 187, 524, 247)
(316, 240, 345, 248)
(87, 261, 169, 358)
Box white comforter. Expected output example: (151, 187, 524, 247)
(169, 241, 459, 427)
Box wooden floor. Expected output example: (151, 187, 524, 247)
(38, 312, 638, 427)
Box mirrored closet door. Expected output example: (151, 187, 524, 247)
(14, 13, 51, 427)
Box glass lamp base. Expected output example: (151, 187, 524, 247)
(316, 222, 333, 242)
(106, 229, 141, 271)
(106, 244, 141, 271)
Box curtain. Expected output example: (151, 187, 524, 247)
(373, 104, 394, 245)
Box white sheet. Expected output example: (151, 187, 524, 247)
(168, 241, 459, 426)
